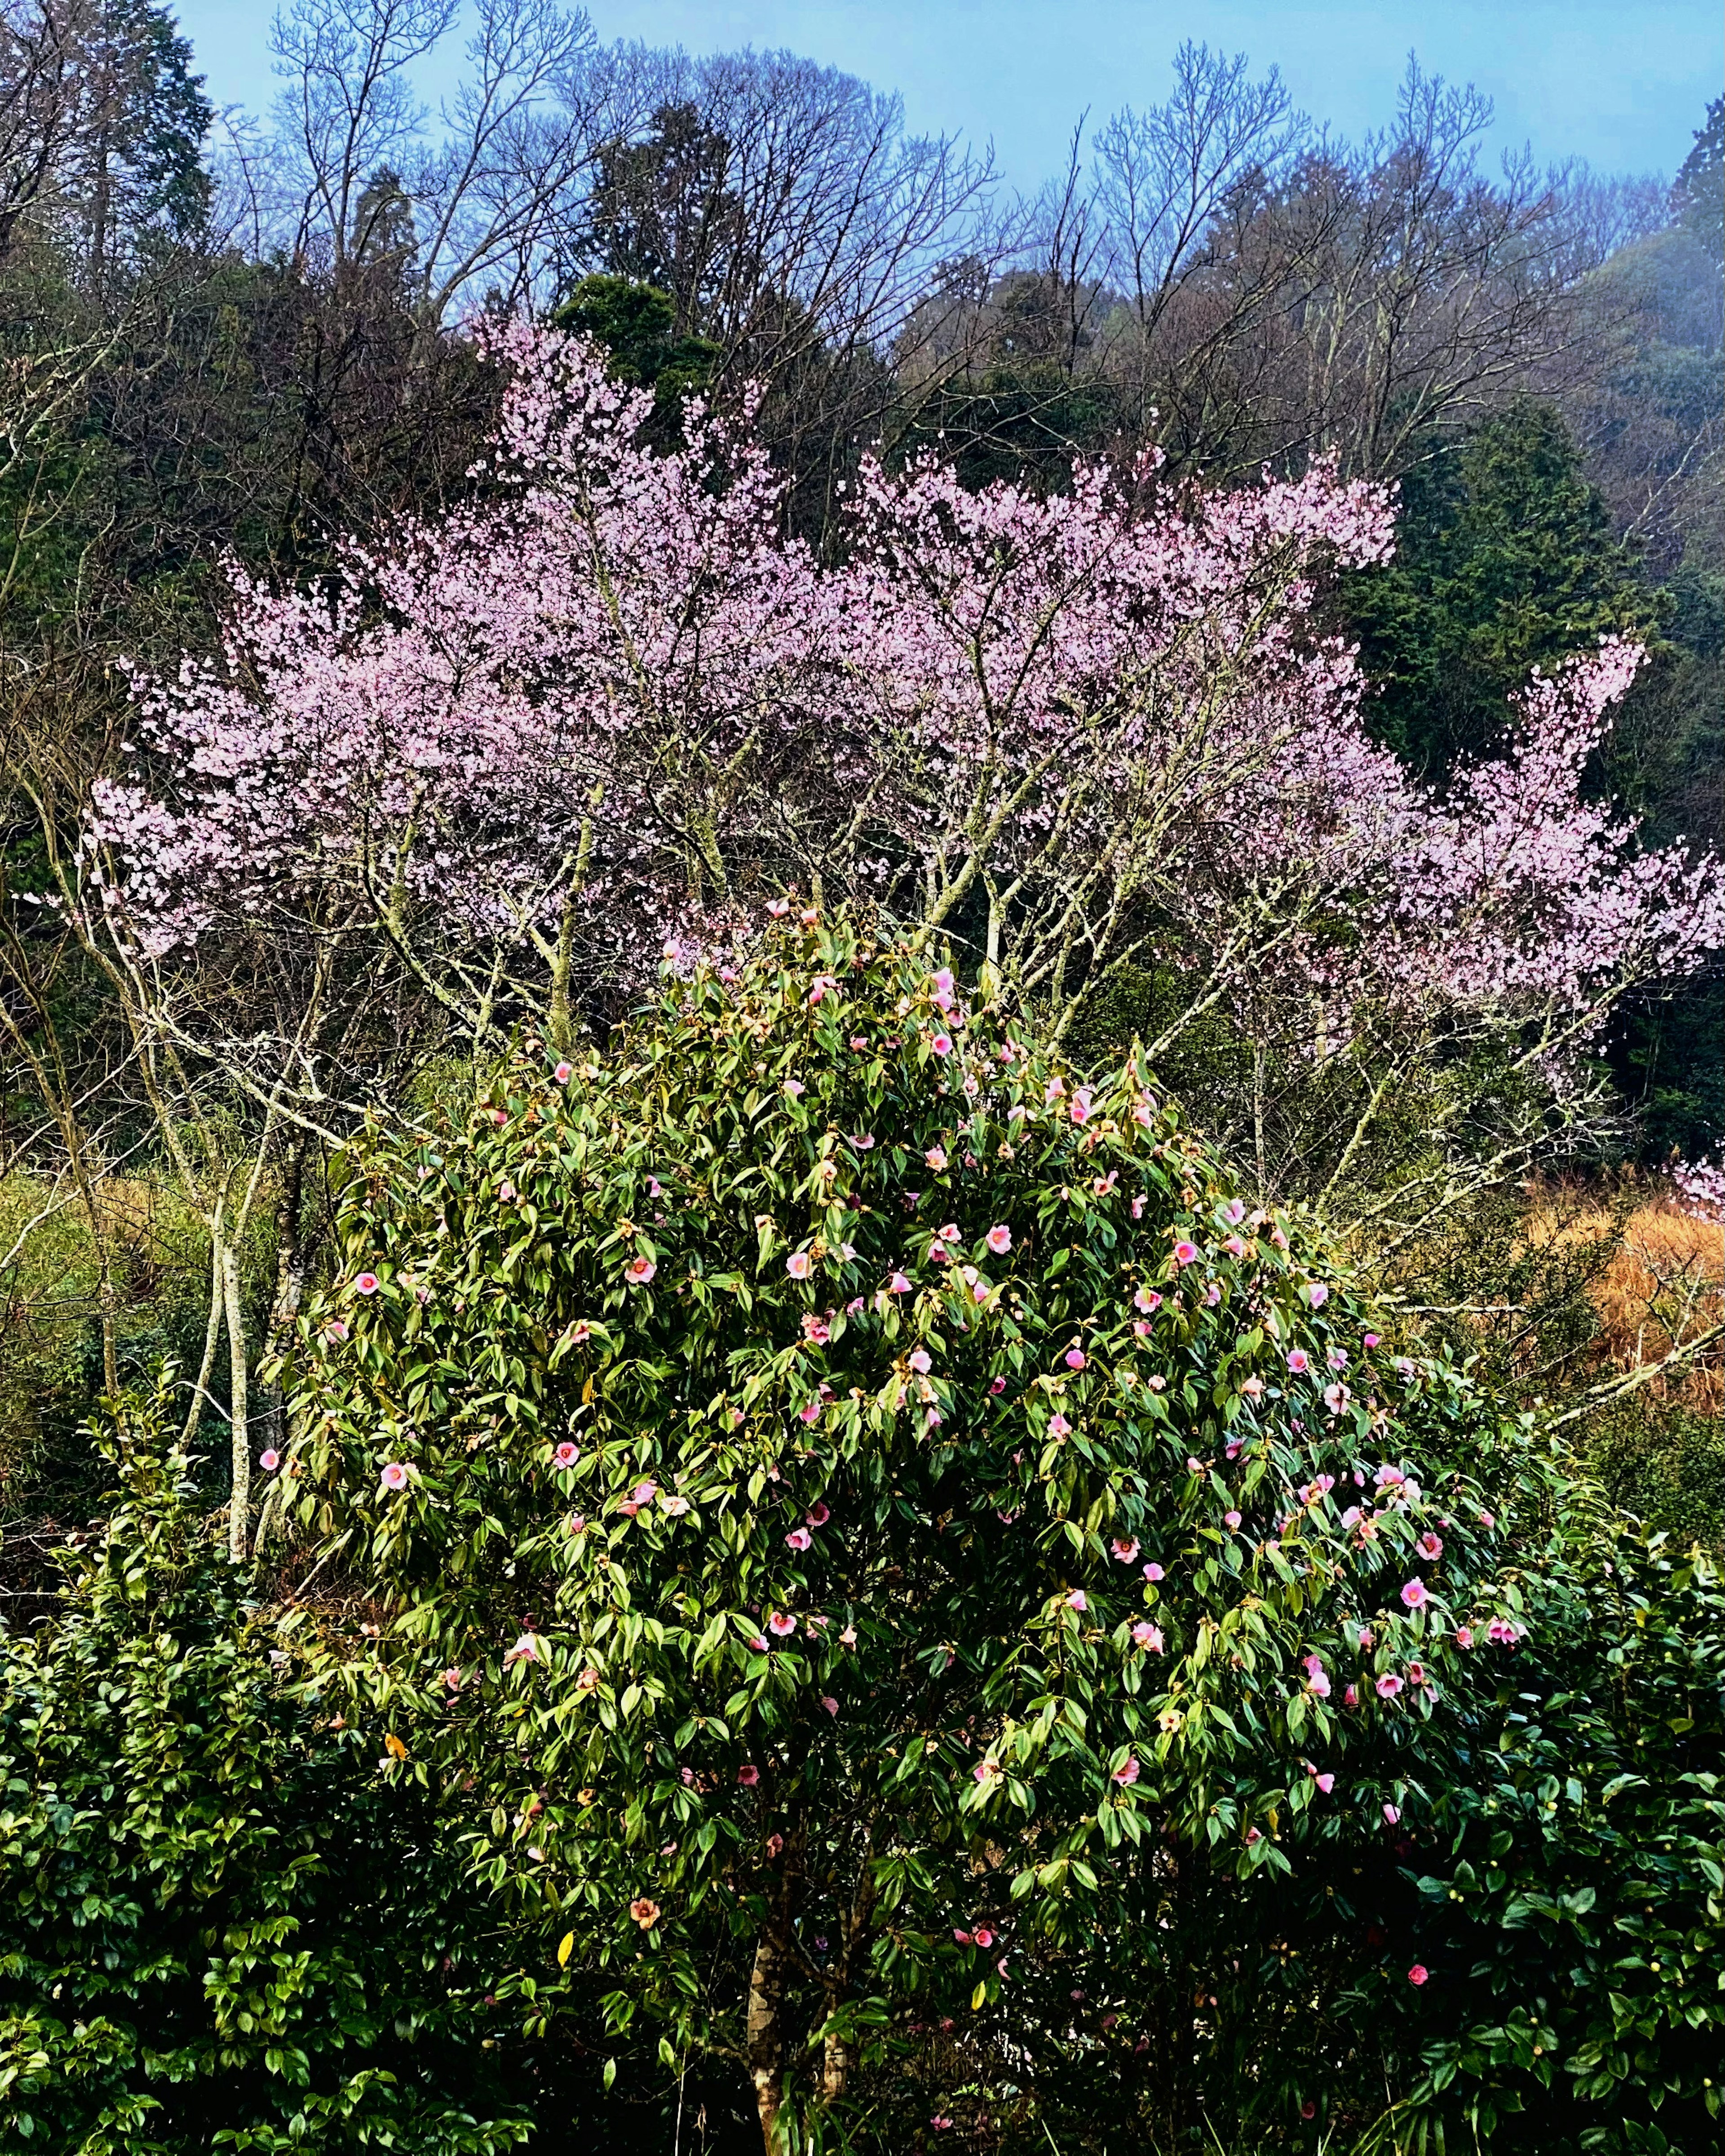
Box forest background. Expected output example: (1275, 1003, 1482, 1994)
(0, 3, 1721, 2151)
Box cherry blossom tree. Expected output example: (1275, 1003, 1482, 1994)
(78, 319, 1725, 1254)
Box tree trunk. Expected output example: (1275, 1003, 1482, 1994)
(221, 1239, 250, 1562)
(747, 1922, 788, 2151)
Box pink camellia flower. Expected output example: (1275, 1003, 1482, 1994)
(661, 1494, 690, 1517)
(931, 1034, 953, 1057)
(1063, 1590, 1088, 1613)
(787, 1250, 812, 1280)
(974, 1758, 1002, 1785)
(354, 1272, 380, 1295)
(553, 1441, 579, 1469)
(1134, 1286, 1161, 1313)
(380, 1462, 409, 1492)
(1363, 1331, 1380, 1348)
(1479, 1509, 1496, 1529)
(748, 1634, 769, 1651)
(765, 1832, 784, 1857)
(908, 1348, 933, 1374)
(765, 897, 790, 917)
(1455, 1626, 1474, 1648)
(786, 1527, 812, 1551)
(625, 1255, 657, 1286)
(443, 1667, 463, 1690)
(1383, 1801, 1402, 1825)
(1064, 1347, 1086, 1370)
(1224, 1235, 1248, 1259)
(1244, 1826, 1261, 1845)
(1132, 1622, 1163, 1652)
(849, 1133, 875, 1151)
(889, 1271, 912, 1294)
(1408, 1661, 1428, 1686)
(1112, 1755, 1140, 1785)
(938, 1222, 960, 1244)
(1344, 1684, 1360, 1708)
(1376, 1674, 1404, 1699)
(1400, 1577, 1429, 1611)
(1304, 1281, 1328, 1308)
(822, 1695, 839, 1716)
(1112, 1537, 1140, 1563)
(782, 1077, 805, 1097)
(1287, 1348, 1310, 1374)
(988, 1375, 1007, 1395)
(1315, 1772, 1335, 1794)
(1407, 1964, 1429, 1987)
(259, 1449, 280, 1472)
(1417, 1531, 1444, 1560)
(1185, 1455, 1204, 1473)
(1142, 1562, 1164, 1582)
(631, 1481, 658, 1505)
(985, 1223, 1013, 1256)
(1044, 1074, 1066, 1101)
(504, 1632, 543, 1666)
(1172, 1240, 1199, 1266)
(1070, 1089, 1093, 1124)
(768, 1611, 797, 1636)
(925, 1146, 948, 1171)
(738, 1763, 760, 1786)
(553, 1058, 574, 1085)
(1048, 1412, 1072, 1438)
(806, 1501, 830, 1526)
(1305, 1660, 1331, 1699)
(1224, 1510, 1242, 1531)
(972, 1925, 995, 1948)
(1323, 1383, 1349, 1414)
(953, 1927, 973, 1946)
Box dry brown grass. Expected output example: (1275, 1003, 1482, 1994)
(1522, 1179, 1723, 1411)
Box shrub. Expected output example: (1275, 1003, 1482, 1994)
(0, 1380, 531, 2155)
(282, 916, 1530, 2148)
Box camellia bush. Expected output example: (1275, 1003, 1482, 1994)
(278, 913, 1553, 2149)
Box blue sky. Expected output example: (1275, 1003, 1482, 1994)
(175, 0, 1721, 189)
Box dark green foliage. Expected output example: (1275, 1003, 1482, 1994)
(1590, 1399, 1725, 1551)
(1388, 1515, 1724, 2155)
(552, 274, 720, 449)
(1344, 398, 1663, 776)
(0, 1382, 533, 2153)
